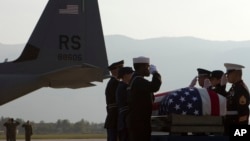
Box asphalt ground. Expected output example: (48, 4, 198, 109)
(0, 139, 107, 141)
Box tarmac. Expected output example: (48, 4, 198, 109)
(0, 139, 107, 141)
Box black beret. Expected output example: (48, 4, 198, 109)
(108, 60, 124, 70)
(211, 70, 224, 79)
(197, 68, 211, 76)
(118, 67, 134, 78)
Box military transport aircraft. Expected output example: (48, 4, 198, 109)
(0, 0, 109, 105)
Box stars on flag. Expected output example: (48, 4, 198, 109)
(159, 87, 202, 116)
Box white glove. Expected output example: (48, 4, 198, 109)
(220, 73, 227, 86)
(189, 76, 197, 87)
(203, 78, 211, 88)
(149, 64, 157, 74)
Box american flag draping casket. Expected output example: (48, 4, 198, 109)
(152, 87, 227, 116)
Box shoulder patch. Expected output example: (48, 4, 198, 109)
(239, 115, 248, 122)
(239, 95, 247, 105)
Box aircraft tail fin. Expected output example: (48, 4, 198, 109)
(0, 0, 110, 105)
(13, 0, 109, 78)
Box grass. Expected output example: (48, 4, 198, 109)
(0, 134, 107, 139)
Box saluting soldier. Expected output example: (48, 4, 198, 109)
(22, 120, 33, 141)
(189, 68, 211, 88)
(3, 118, 12, 141)
(104, 60, 124, 141)
(127, 56, 162, 141)
(209, 70, 227, 96)
(222, 63, 250, 135)
(9, 118, 19, 141)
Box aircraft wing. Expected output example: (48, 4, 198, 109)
(41, 64, 109, 89)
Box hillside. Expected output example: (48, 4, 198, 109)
(0, 35, 250, 123)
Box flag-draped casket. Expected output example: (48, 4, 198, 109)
(152, 87, 227, 116)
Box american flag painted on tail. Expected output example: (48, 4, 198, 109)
(152, 87, 226, 116)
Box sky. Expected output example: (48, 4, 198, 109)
(1, 0, 250, 44)
(1, 0, 250, 123)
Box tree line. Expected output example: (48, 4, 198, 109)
(0, 117, 105, 134)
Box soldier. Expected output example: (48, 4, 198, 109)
(22, 120, 33, 141)
(189, 68, 211, 88)
(3, 118, 11, 141)
(104, 60, 124, 141)
(116, 67, 134, 141)
(9, 118, 19, 141)
(222, 63, 249, 135)
(209, 70, 227, 96)
(127, 56, 162, 141)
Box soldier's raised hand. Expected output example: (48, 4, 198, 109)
(149, 64, 157, 74)
(220, 73, 227, 86)
(189, 76, 197, 87)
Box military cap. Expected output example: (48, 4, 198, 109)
(133, 56, 150, 64)
(211, 70, 224, 79)
(224, 63, 245, 73)
(108, 60, 124, 70)
(197, 68, 211, 76)
(118, 67, 134, 78)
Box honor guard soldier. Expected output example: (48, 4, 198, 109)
(222, 63, 250, 135)
(209, 70, 226, 96)
(127, 56, 162, 141)
(116, 67, 134, 141)
(189, 68, 211, 88)
(104, 60, 124, 141)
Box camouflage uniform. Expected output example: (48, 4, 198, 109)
(3, 120, 11, 141)
(22, 121, 33, 141)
